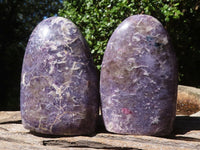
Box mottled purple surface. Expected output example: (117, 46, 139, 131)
(20, 17, 99, 135)
(100, 15, 177, 136)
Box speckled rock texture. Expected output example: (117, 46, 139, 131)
(100, 15, 177, 136)
(20, 17, 99, 135)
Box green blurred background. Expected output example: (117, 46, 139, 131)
(0, 0, 200, 110)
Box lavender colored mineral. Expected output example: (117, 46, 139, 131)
(100, 15, 177, 136)
(20, 17, 99, 135)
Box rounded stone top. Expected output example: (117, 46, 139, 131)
(28, 17, 82, 48)
(114, 15, 168, 41)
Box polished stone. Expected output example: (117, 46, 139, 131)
(20, 17, 99, 135)
(100, 15, 177, 136)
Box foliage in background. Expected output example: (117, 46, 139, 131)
(59, 0, 200, 86)
(0, 0, 62, 110)
(0, 0, 199, 110)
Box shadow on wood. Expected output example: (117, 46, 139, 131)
(174, 116, 200, 134)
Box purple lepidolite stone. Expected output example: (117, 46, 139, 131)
(100, 15, 177, 136)
(20, 17, 99, 135)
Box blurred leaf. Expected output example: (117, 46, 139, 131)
(59, 0, 200, 87)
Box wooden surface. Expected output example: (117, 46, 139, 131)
(0, 111, 200, 150)
(177, 85, 200, 115)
